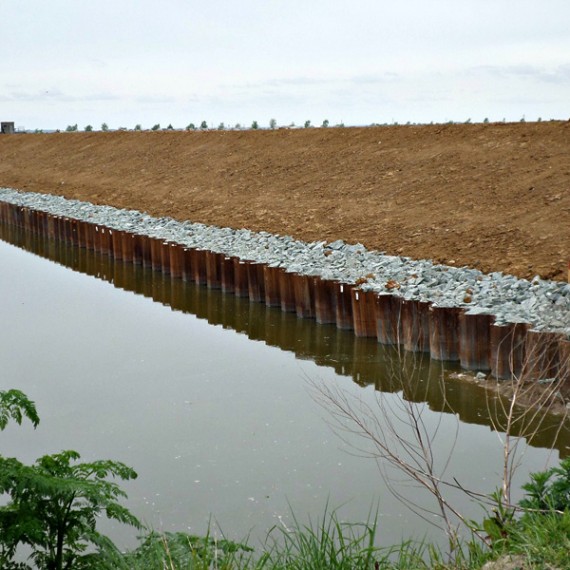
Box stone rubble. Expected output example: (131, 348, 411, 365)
(1, 187, 568, 338)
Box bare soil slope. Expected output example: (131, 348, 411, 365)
(0, 122, 569, 281)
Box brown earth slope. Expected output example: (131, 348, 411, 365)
(0, 122, 569, 281)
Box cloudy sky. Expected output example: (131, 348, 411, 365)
(2, 1, 569, 130)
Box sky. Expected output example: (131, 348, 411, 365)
(2, 0, 569, 131)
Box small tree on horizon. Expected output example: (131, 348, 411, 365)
(134, 124, 142, 131)
(200, 120, 208, 129)
(251, 120, 259, 130)
(304, 120, 311, 128)
(84, 125, 93, 132)
(269, 118, 277, 129)
(101, 123, 109, 132)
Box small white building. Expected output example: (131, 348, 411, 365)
(1, 122, 15, 134)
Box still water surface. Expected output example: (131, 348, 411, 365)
(0, 225, 568, 550)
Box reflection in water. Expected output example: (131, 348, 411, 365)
(1, 222, 568, 457)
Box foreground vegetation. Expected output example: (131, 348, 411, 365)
(1, 389, 569, 569)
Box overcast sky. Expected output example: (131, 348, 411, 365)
(2, 1, 569, 130)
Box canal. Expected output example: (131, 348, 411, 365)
(0, 223, 567, 551)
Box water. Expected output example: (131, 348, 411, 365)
(0, 224, 568, 552)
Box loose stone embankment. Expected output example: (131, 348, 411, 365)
(1, 188, 569, 384)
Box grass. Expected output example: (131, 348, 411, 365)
(87, 498, 570, 570)
(99, 510, 488, 570)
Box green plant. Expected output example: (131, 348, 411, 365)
(166, 123, 174, 130)
(262, 507, 384, 569)
(218, 122, 225, 130)
(200, 121, 208, 129)
(0, 391, 140, 570)
(269, 118, 277, 130)
(519, 457, 570, 512)
(122, 530, 254, 569)
(474, 462, 570, 569)
(134, 124, 142, 131)
(304, 120, 311, 128)
(101, 123, 109, 132)
(186, 123, 196, 131)
(0, 451, 141, 570)
(65, 124, 78, 132)
(84, 125, 93, 132)
(151, 123, 160, 131)
(0, 389, 39, 430)
(322, 119, 329, 128)
(251, 120, 259, 130)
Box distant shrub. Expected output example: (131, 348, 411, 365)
(134, 124, 142, 131)
(65, 124, 78, 132)
(218, 122, 225, 130)
(101, 123, 109, 132)
(151, 124, 160, 131)
(304, 120, 311, 128)
(322, 119, 329, 128)
(84, 125, 93, 132)
(185, 123, 196, 131)
(166, 123, 174, 130)
(200, 121, 208, 129)
(269, 118, 277, 129)
(251, 120, 259, 130)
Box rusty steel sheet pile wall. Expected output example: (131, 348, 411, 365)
(0, 199, 568, 386)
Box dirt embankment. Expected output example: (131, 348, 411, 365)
(0, 122, 568, 281)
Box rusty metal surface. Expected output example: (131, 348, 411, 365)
(314, 276, 336, 325)
(192, 249, 207, 285)
(158, 241, 170, 274)
(375, 294, 403, 345)
(247, 262, 266, 303)
(522, 330, 563, 381)
(279, 271, 296, 313)
(233, 259, 250, 297)
(459, 311, 494, 371)
(351, 289, 377, 337)
(181, 248, 193, 282)
(205, 251, 222, 289)
(263, 265, 281, 307)
(559, 338, 570, 387)
(428, 305, 461, 361)
(169, 243, 184, 280)
(220, 256, 235, 293)
(293, 273, 316, 319)
(490, 322, 528, 380)
(140, 234, 152, 268)
(334, 282, 354, 330)
(401, 299, 431, 353)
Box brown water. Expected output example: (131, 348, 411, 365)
(0, 224, 568, 551)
